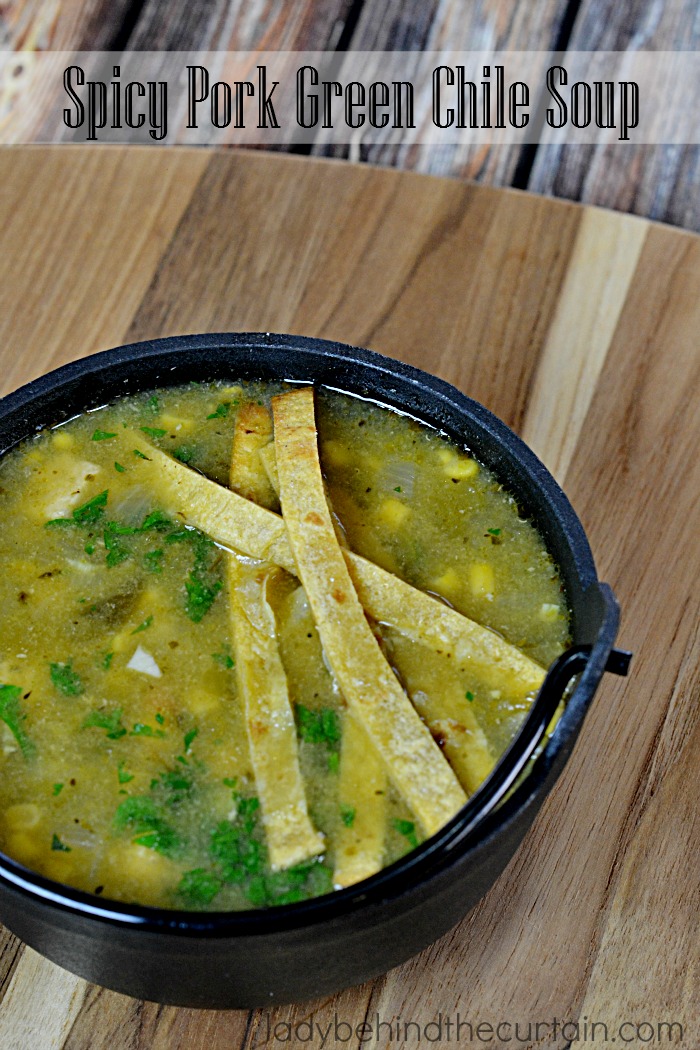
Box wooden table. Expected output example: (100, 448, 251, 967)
(2, 0, 700, 232)
(0, 146, 698, 1049)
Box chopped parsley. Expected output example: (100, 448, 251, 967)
(340, 805, 356, 828)
(178, 868, 222, 907)
(206, 402, 230, 420)
(212, 647, 235, 670)
(114, 461, 126, 473)
(52, 783, 64, 796)
(144, 549, 164, 573)
(394, 485, 402, 492)
(45, 490, 109, 529)
(101, 651, 114, 671)
(92, 430, 117, 441)
(49, 661, 83, 697)
(184, 727, 198, 752)
(113, 796, 179, 856)
(465, 690, 474, 702)
(173, 446, 195, 464)
(130, 722, 166, 739)
(147, 395, 159, 414)
(487, 528, 501, 536)
(51, 834, 71, 852)
(133, 449, 150, 460)
(295, 705, 341, 747)
(82, 707, 127, 740)
(393, 818, 420, 850)
(131, 615, 153, 635)
(117, 761, 134, 785)
(155, 712, 165, 726)
(0, 684, 34, 758)
(139, 426, 167, 439)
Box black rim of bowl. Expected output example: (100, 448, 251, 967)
(0, 332, 609, 936)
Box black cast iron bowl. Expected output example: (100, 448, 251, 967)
(0, 333, 629, 1008)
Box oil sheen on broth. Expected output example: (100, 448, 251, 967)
(0, 383, 569, 909)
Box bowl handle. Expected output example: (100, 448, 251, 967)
(453, 594, 632, 843)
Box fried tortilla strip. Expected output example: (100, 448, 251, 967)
(131, 438, 545, 696)
(258, 440, 280, 496)
(386, 633, 496, 795)
(334, 711, 387, 887)
(228, 413, 323, 871)
(271, 386, 467, 836)
(228, 558, 325, 870)
(230, 401, 279, 510)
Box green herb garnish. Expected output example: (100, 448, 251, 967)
(340, 805, 356, 828)
(178, 868, 222, 906)
(140, 426, 167, 439)
(82, 707, 127, 740)
(49, 661, 83, 697)
(144, 549, 164, 573)
(92, 430, 117, 441)
(46, 490, 109, 529)
(465, 691, 474, 702)
(133, 449, 150, 460)
(0, 684, 34, 758)
(52, 782, 64, 796)
(117, 761, 134, 784)
(184, 727, 198, 752)
(295, 705, 341, 747)
(173, 446, 196, 464)
(147, 394, 159, 414)
(212, 648, 235, 670)
(131, 615, 153, 635)
(130, 722, 166, 739)
(114, 462, 126, 473)
(113, 796, 179, 856)
(51, 834, 71, 852)
(487, 528, 501, 536)
(102, 651, 114, 670)
(393, 818, 420, 850)
(72, 490, 109, 525)
(207, 403, 230, 420)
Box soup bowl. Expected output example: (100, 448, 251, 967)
(0, 333, 629, 1007)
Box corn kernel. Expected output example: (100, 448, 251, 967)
(449, 457, 479, 480)
(468, 562, 495, 599)
(187, 688, 221, 717)
(5, 803, 41, 831)
(5, 831, 43, 864)
(52, 431, 75, 450)
(159, 414, 195, 434)
(322, 440, 352, 468)
(431, 567, 462, 597)
(378, 498, 411, 528)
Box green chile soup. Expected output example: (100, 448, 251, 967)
(0, 381, 568, 910)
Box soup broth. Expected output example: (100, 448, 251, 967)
(0, 382, 568, 909)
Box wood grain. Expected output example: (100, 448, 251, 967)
(0, 147, 698, 1049)
(311, 0, 571, 184)
(528, 0, 700, 231)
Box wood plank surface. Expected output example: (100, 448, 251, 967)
(0, 146, 698, 1049)
(528, 0, 700, 231)
(3, 0, 700, 232)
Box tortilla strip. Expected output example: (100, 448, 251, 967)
(334, 712, 387, 887)
(131, 438, 545, 697)
(227, 558, 324, 870)
(258, 439, 280, 496)
(271, 387, 467, 836)
(228, 412, 323, 870)
(386, 633, 496, 795)
(229, 401, 278, 510)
